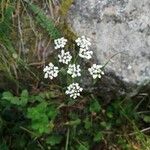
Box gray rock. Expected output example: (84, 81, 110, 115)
(68, 0, 150, 86)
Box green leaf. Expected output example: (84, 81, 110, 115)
(27, 102, 54, 134)
(36, 102, 48, 112)
(20, 97, 28, 106)
(100, 122, 111, 130)
(20, 90, 29, 106)
(107, 112, 113, 118)
(93, 132, 103, 142)
(2, 91, 13, 101)
(30, 116, 51, 134)
(10, 97, 20, 105)
(2, 90, 28, 106)
(89, 100, 101, 113)
(47, 106, 58, 120)
(21, 90, 28, 98)
(46, 135, 62, 146)
(34, 95, 44, 102)
(143, 115, 150, 123)
(78, 145, 88, 150)
(27, 102, 48, 120)
(76, 142, 89, 150)
(27, 3, 61, 39)
(84, 118, 92, 129)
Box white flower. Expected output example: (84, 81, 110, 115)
(67, 64, 81, 78)
(75, 36, 91, 49)
(79, 48, 93, 59)
(65, 83, 83, 99)
(54, 37, 67, 49)
(88, 64, 104, 79)
(58, 49, 72, 64)
(43, 63, 59, 79)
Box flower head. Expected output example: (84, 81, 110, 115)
(54, 37, 67, 49)
(88, 64, 104, 79)
(75, 36, 91, 49)
(65, 83, 83, 99)
(79, 48, 93, 59)
(58, 50, 72, 64)
(67, 64, 81, 78)
(43, 63, 59, 79)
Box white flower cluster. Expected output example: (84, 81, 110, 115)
(65, 83, 83, 99)
(43, 36, 105, 99)
(75, 36, 91, 49)
(67, 64, 81, 78)
(54, 37, 67, 49)
(43, 63, 59, 79)
(75, 36, 93, 60)
(88, 64, 104, 79)
(58, 50, 72, 64)
(79, 48, 93, 59)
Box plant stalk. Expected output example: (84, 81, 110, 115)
(65, 127, 70, 150)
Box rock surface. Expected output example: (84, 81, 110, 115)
(68, 0, 150, 85)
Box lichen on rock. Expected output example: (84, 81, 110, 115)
(68, 0, 150, 85)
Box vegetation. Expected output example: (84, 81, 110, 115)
(0, 0, 149, 150)
(0, 89, 150, 149)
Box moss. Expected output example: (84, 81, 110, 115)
(58, 22, 77, 41)
(59, 0, 74, 16)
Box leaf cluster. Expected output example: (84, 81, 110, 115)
(26, 2, 61, 39)
(0, 90, 149, 149)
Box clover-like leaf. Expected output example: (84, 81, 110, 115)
(46, 135, 62, 146)
(89, 100, 101, 113)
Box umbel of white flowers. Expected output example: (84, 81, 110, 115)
(67, 64, 81, 78)
(43, 37, 104, 99)
(58, 50, 72, 64)
(43, 63, 59, 79)
(75, 36, 93, 60)
(88, 64, 104, 79)
(65, 83, 83, 99)
(54, 37, 67, 49)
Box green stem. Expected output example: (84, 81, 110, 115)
(65, 127, 70, 150)
(103, 51, 127, 68)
